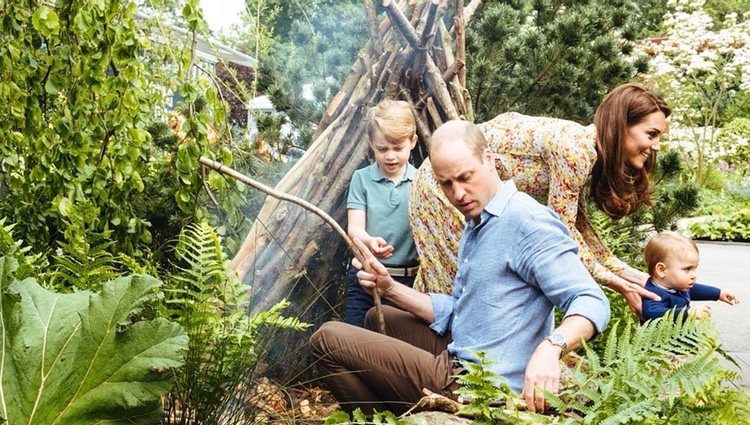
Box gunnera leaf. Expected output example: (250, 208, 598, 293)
(0, 257, 187, 425)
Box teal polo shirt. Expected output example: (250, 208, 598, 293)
(347, 163, 418, 267)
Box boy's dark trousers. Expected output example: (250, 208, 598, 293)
(345, 265, 415, 327)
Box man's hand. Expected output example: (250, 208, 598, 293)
(719, 289, 740, 305)
(521, 341, 562, 413)
(368, 236, 394, 259)
(353, 238, 396, 297)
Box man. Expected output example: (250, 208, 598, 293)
(310, 120, 610, 414)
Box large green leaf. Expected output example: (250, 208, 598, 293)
(0, 257, 187, 424)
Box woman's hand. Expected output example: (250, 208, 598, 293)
(608, 275, 660, 319)
(618, 266, 650, 287)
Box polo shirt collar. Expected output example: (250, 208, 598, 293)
(368, 163, 416, 182)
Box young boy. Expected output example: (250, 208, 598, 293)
(642, 231, 739, 322)
(345, 100, 419, 327)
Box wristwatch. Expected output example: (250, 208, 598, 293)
(545, 333, 567, 351)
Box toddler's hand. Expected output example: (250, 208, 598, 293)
(719, 290, 740, 305)
(690, 304, 711, 319)
(368, 237, 394, 259)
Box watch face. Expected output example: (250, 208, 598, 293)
(549, 333, 566, 347)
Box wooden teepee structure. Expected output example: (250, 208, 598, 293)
(231, 0, 481, 376)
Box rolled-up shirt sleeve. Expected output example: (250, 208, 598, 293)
(429, 293, 455, 335)
(513, 210, 610, 335)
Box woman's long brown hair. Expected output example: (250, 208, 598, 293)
(590, 83, 671, 219)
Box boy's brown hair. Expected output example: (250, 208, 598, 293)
(367, 100, 417, 144)
(644, 231, 699, 276)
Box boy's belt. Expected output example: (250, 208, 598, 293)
(385, 265, 419, 277)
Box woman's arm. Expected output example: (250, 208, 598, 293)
(545, 135, 658, 318)
(576, 207, 650, 285)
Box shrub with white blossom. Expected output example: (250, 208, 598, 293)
(638, 0, 750, 184)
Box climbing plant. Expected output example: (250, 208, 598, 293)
(0, 0, 248, 264)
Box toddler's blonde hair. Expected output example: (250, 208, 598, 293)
(644, 231, 699, 276)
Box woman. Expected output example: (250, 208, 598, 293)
(409, 83, 670, 317)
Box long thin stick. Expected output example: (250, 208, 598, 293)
(198, 156, 387, 334)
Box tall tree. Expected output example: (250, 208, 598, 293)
(229, 0, 368, 146)
(467, 0, 652, 123)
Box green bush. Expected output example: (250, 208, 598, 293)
(689, 206, 750, 242)
(716, 117, 750, 175)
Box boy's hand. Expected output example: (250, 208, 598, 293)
(353, 238, 396, 297)
(368, 236, 394, 259)
(690, 304, 711, 319)
(719, 290, 740, 305)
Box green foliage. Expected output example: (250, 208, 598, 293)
(716, 117, 750, 174)
(455, 352, 551, 424)
(324, 409, 404, 424)
(160, 222, 309, 423)
(48, 200, 119, 291)
(0, 0, 250, 264)
(689, 205, 750, 241)
(0, 257, 187, 425)
(590, 150, 699, 266)
(722, 90, 750, 123)
(467, 0, 653, 123)
(548, 314, 750, 424)
(452, 314, 749, 424)
(693, 184, 750, 216)
(1, 0, 160, 253)
(229, 0, 367, 146)
(0, 218, 44, 281)
(704, 0, 750, 27)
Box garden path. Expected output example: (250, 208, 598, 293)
(693, 241, 750, 391)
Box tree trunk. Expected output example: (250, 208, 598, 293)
(231, 0, 481, 380)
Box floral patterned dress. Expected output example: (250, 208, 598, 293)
(409, 112, 629, 293)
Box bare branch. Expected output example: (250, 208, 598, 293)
(382, 0, 420, 48)
(455, 0, 467, 88)
(464, 0, 482, 25)
(199, 157, 386, 334)
(363, 0, 383, 55)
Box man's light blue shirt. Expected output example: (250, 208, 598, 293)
(429, 180, 610, 392)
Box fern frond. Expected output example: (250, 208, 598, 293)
(50, 235, 118, 291)
(600, 398, 661, 425)
(160, 221, 309, 424)
(0, 218, 46, 280)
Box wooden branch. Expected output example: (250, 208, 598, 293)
(411, 0, 443, 90)
(425, 59, 460, 120)
(419, 0, 440, 46)
(199, 157, 386, 334)
(464, 0, 482, 25)
(441, 58, 464, 83)
(363, 0, 382, 55)
(455, 0, 467, 89)
(382, 0, 420, 48)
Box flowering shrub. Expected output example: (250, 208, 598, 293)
(638, 0, 750, 184)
